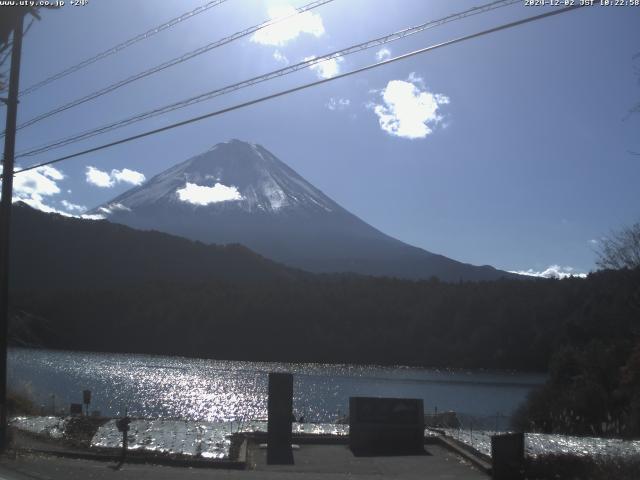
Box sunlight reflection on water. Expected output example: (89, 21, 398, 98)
(9, 348, 544, 424)
(11, 416, 348, 459)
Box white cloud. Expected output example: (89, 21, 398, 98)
(376, 47, 391, 61)
(1, 165, 65, 213)
(509, 265, 587, 279)
(61, 200, 86, 213)
(112, 168, 146, 186)
(13, 165, 63, 197)
(251, 5, 324, 46)
(407, 72, 425, 87)
(85, 166, 146, 188)
(14, 195, 61, 214)
(273, 50, 289, 64)
(85, 166, 113, 187)
(0, 165, 107, 220)
(589, 239, 599, 245)
(176, 182, 243, 206)
(370, 73, 450, 139)
(326, 97, 350, 111)
(305, 55, 343, 79)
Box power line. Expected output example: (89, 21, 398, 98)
(14, 0, 520, 159)
(10, 0, 512, 147)
(18, 0, 231, 97)
(4, 0, 335, 137)
(10, 4, 586, 178)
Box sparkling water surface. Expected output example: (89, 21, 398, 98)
(444, 429, 640, 459)
(12, 416, 640, 460)
(9, 348, 545, 425)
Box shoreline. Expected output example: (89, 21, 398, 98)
(9, 346, 549, 379)
(9, 415, 349, 463)
(7, 420, 640, 480)
(10, 415, 640, 462)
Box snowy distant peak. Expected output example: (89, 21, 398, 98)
(94, 140, 337, 215)
(179, 140, 335, 213)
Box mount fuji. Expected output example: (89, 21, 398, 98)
(90, 139, 513, 281)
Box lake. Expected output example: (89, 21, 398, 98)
(9, 348, 545, 429)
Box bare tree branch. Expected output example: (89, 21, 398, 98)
(596, 222, 640, 270)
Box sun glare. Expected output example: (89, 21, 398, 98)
(251, 4, 325, 46)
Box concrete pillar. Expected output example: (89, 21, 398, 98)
(267, 372, 294, 464)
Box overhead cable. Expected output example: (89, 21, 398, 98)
(6, 0, 335, 135)
(18, 0, 231, 97)
(14, 0, 519, 158)
(9, 4, 585, 177)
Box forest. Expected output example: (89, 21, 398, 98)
(8, 205, 640, 435)
(9, 269, 637, 369)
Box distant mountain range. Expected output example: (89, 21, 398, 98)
(89, 139, 515, 282)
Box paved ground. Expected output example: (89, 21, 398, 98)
(248, 443, 488, 479)
(0, 443, 488, 480)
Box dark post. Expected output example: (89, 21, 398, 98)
(0, 11, 25, 453)
(267, 372, 293, 465)
(116, 409, 131, 467)
(122, 423, 128, 457)
(83, 390, 91, 416)
(491, 432, 525, 480)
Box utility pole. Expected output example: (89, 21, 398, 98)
(0, 10, 25, 453)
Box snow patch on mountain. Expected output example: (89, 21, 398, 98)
(99, 203, 131, 215)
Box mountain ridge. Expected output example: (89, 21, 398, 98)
(90, 139, 516, 282)
(9, 202, 302, 291)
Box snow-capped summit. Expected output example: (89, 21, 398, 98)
(98, 139, 336, 215)
(91, 140, 513, 281)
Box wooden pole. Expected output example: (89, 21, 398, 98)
(0, 10, 25, 453)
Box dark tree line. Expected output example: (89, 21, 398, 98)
(10, 268, 639, 372)
(511, 266, 640, 437)
(511, 221, 640, 437)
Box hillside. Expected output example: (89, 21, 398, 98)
(9, 202, 300, 291)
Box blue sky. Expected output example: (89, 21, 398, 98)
(4, 0, 640, 276)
